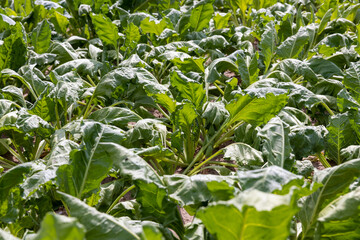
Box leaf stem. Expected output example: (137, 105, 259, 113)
(106, 185, 136, 214)
(86, 75, 97, 87)
(187, 149, 223, 176)
(320, 102, 335, 116)
(0, 156, 17, 167)
(0, 139, 24, 163)
(83, 94, 96, 119)
(316, 152, 331, 168)
(155, 104, 170, 120)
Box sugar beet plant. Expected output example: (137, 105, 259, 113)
(1, 0, 360, 239)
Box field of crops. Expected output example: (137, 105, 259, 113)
(1, 0, 360, 239)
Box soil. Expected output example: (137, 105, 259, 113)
(179, 207, 194, 225)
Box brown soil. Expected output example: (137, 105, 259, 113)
(179, 207, 194, 225)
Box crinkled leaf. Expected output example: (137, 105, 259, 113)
(259, 117, 293, 170)
(289, 125, 328, 159)
(197, 189, 299, 240)
(276, 27, 309, 59)
(226, 90, 288, 126)
(31, 20, 51, 54)
(164, 174, 236, 206)
(89, 107, 141, 129)
(189, 0, 214, 32)
(91, 14, 119, 48)
(58, 192, 140, 240)
(299, 159, 360, 238)
(223, 143, 263, 166)
(325, 113, 357, 164)
(32, 212, 86, 240)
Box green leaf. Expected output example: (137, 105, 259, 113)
(276, 27, 309, 59)
(0, 109, 54, 139)
(340, 145, 360, 162)
(174, 102, 197, 129)
(202, 102, 229, 129)
(213, 12, 231, 29)
(170, 71, 205, 110)
(89, 107, 142, 129)
(91, 14, 119, 49)
(226, 90, 288, 126)
(205, 57, 238, 84)
(260, 21, 277, 72)
(29, 88, 56, 122)
(48, 42, 79, 64)
(343, 62, 360, 97)
(289, 125, 328, 159)
(32, 212, 86, 240)
(258, 117, 294, 170)
(276, 59, 318, 84)
(159, 51, 205, 73)
(325, 113, 357, 164)
(198, 35, 229, 50)
(189, 0, 214, 32)
(318, 8, 333, 35)
(140, 17, 169, 36)
(58, 192, 140, 240)
(237, 165, 305, 193)
(197, 189, 299, 240)
(308, 57, 343, 79)
(299, 159, 360, 238)
(21, 167, 56, 198)
(31, 20, 51, 54)
(223, 143, 264, 166)
(50, 10, 69, 35)
(0, 229, 20, 240)
(57, 122, 124, 198)
(125, 22, 140, 48)
(163, 174, 236, 206)
(337, 89, 360, 112)
(0, 23, 27, 71)
(1, 86, 26, 107)
(0, 99, 17, 118)
(53, 59, 110, 78)
(235, 53, 259, 87)
(316, 186, 360, 239)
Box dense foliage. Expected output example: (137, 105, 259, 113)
(1, 0, 360, 239)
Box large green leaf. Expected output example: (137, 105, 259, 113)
(260, 21, 277, 72)
(140, 17, 169, 36)
(236, 166, 306, 193)
(90, 14, 119, 49)
(57, 122, 125, 198)
(53, 59, 110, 78)
(223, 143, 264, 166)
(189, 0, 214, 32)
(289, 125, 327, 159)
(31, 20, 51, 54)
(89, 107, 142, 129)
(225, 90, 288, 126)
(0, 23, 27, 71)
(276, 27, 309, 59)
(299, 159, 360, 238)
(316, 186, 360, 239)
(197, 189, 299, 240)
(170, 71, 205, 110)
(58, 192, 140, 240)
(258, 117, 293, 170)
(0, 229, 19, 240)
(325, 113, 357, 164)
(31, 212, 86, 240)
(343, 62, 360, 97)
(213, 12, 231, 29)
(163, 174, 237, 206)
